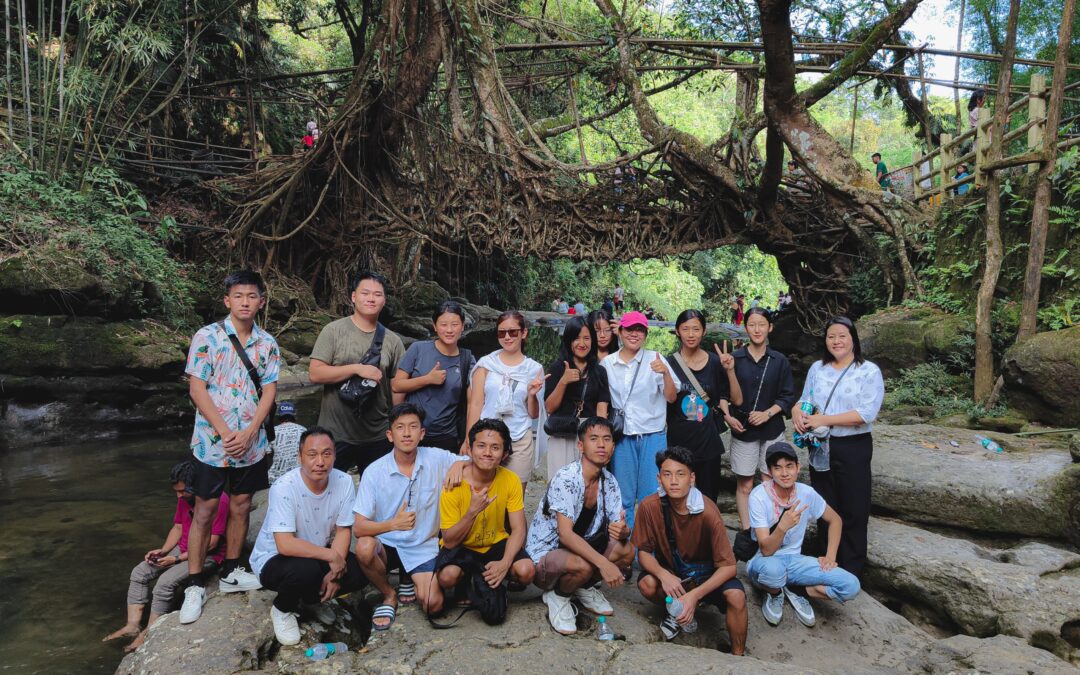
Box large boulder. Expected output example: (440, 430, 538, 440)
(384, 280, 450, 321)
(857, 307, 971, 377)
(866, 517, 1080, 663)
(870, 424, 1079, 543)
(1003, 325, 1080, 427)
(271, 310, 337, 359)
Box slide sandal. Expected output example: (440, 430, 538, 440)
(397, 582, 417, 605)
(371, 604, 397, 631)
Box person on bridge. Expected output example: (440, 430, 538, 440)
(544, 315, 610, 479)
(665, 309, 742, 502)
(601, 311, 678, 531)
(392, 300, 475, 454)
(793, 317, 884, 578)
(954, 163, 972, 196)
(872, 153, 892, 192)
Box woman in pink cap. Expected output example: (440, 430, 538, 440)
(600, 311, 678, 530)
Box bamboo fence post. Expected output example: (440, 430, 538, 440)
(1026, 74, 1046, 172)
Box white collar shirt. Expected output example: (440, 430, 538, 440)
(601, 349, 677, 436)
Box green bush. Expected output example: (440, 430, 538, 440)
(885, 363, 1006, 418)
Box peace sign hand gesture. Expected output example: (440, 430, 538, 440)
(778, 500, 809, 533)
(527, 371, 550, 397)
(714, 341, 736, 371)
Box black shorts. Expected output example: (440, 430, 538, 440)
(334, 438, 393, 477)
(190, 455, 269, 499)
(637, 571, 745, 610)
(424, 434, 462, 454)
(435, 539, 530, 572)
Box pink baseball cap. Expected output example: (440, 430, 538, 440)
(619, 311, 649, 328)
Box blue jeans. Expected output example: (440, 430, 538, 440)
(746, 553, 860, 603)
(612, 431, 667, 531)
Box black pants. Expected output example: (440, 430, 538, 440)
(333, 438, 393, 478)
(259, 555, 368, 612)
(809, 433, 872, 578)
(691, 454, 724, 504)
(424, 434, 461, 453)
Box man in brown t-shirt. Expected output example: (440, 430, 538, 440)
(632, 446, 747, 653)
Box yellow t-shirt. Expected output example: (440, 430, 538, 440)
(439, 467, 524, 553)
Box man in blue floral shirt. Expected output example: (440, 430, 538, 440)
(180, 270, 281, 624)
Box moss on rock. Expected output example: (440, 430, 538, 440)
(857, 307, 971, 377)
(1003, 325, 1080, 427)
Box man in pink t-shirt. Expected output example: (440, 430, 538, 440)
(103, 461, 229, 653)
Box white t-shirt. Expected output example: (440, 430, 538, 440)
(748, 482, 826, 557)
(250, 468, 356, 576)
(474, 351, 543, 441)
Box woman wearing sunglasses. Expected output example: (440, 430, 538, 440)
(468, 311, 545, 489)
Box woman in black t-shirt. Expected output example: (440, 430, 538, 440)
(544, 316, 611, 479)
(666, 310, 743, 501)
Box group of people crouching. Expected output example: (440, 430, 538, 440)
(106, 268, 883, 656)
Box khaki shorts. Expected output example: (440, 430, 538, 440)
(504, 432, 535, 482)
(546, 433, 580, 480)
(534, 540, 621, 590)
(729, 432, 786, 477)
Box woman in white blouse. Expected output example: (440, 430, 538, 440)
(793, 316, 884, 578)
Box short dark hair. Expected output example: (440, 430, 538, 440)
(871, 152, 881, 160)
(744, 307, 773, 324)
(787, 160, 796, 166)
(468, 418, 513, 456)
(821, 316, 864, 365)
(577, 416, 614, 440)
(655, 446, 694, 470)
(674, 309, 707, 335)
(388, 402, 425, 426)
(224, 270, 265, 296)
(496, 310, 527, 331)
(170, 460, 194, 486)
(350, 270, 389, 294)
(432, 300, 466, 325)
(300, 425, 336, 448)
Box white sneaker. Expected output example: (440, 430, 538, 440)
(179, 585, 206, 624)
(270, 606, 301, 646)
(762, 591, 785, 626)
(783, 587, 816, 627)
(542, 590, 578, 635)
(573, 585, 614, 616)
(219, 566, 262, 593)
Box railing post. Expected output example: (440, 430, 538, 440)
(940, 132, 954, 198)
(913, 150, 924, 200)
(975, 107, 992, 187)
(1027, 74, 1046, 173)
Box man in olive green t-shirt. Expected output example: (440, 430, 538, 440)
(309, 271, 405, 476)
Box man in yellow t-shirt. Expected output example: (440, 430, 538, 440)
(436, 419, 535, 601)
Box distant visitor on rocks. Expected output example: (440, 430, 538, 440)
(392, 300, 475, 454)
(747, 442, 860, 628)
(793, 317, 884, 578)
(435, 419, 535, 624)
(526, 417, 634, 636)
(249, 427, 369, 646)
(102, 461, 229, 653)
(181, 269, 281, 624)
(308, 271, 405, 479)
(268, 401, 306, 484)
(632, 447, 748, 651)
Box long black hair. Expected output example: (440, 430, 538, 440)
(821, 316, 864, 365)
(587, 309, 619, 353)
(744, 307, 773, 324)
(557, 315, 598, 366)
(968, 89, 986, 112)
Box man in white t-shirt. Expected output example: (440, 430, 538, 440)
(353, 403, 468, 630)
(747, 442, 860, 628)
(249, 427, 368, 646)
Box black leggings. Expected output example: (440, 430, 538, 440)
(259, 555, 368, 612)
(809, 433, 872, 578)
(690, 454, 724, 504)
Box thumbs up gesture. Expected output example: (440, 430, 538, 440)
(527, 371, 549, 397)
(650, 352, 668, 374)
(560, 361, 582, 385)
(427, 360, 447, 386)
(390, 501, 416, 531)
(608, 509, 630, 542)
(714, 341, 735, 371)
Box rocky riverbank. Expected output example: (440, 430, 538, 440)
(117, 422, 1079, 674)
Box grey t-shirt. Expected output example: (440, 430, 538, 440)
(310, 317, 405, 445)
(398, 341, 475, 438)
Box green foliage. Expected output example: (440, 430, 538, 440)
(885, 363, 1006, 418)
(0, 160, 196, 326)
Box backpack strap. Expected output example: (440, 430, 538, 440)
(659, 496, 680, 570)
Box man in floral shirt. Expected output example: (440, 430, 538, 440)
(180, 270, 281, 624)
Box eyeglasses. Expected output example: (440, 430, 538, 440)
(621, 326, 647, 334)
(497, 329, 522, 338)
(595, 328, 614, 336)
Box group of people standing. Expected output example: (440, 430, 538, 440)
(106, 268, 885, 654)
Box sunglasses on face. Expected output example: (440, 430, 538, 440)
(497, 328, 522, 338)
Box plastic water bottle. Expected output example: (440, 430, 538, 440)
(305, 642, 348, 660)
(665, 596, 698, 634)
(596, 616, 615, 641)
(975, 435, 1003, 453)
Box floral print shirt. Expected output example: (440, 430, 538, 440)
(185, 317, 281, 467)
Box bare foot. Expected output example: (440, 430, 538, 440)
(123, 631, 147, 653)
(103, 625, 140, 642)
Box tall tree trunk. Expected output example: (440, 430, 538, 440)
(953, 0, 965, 127)
(4, 0, 13, 141)
(1016, 0, 1076, 341)
(973, 0, 1020, 402)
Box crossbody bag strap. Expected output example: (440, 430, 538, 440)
(659, 495, 680, 569)
(671, 352, 709, 404)
(621, 356, 644, 407)
(750, 355, 770, 410)
(821, 362, 855, 415)
(361, 323, 386, 366)
(220, 321, 263, 397)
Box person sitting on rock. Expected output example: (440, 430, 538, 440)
(268, 401, 306, 484)
(525, 417, 634, 635)
(249, 426, 369, 646)
(435, 419, 535, 614)
(747, 442, 860, 628)
(632, 446, 747, 652)
(103, 460, 229, 653)
(352, 403, 469, 630)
